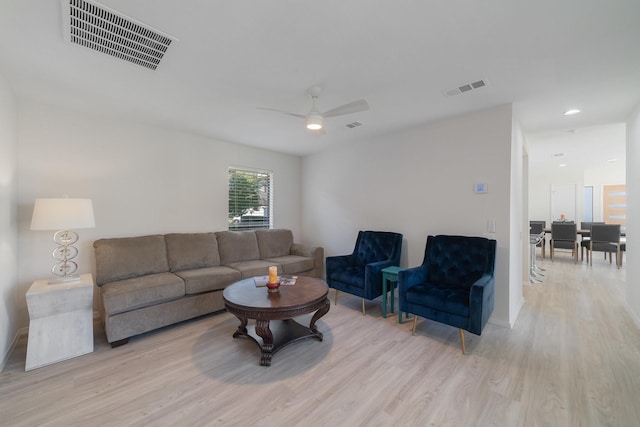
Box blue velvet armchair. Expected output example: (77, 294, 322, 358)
(398, 235, 496, 353)
(326, 230, 403, 315)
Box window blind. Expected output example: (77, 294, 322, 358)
(228, 168, 272, 231)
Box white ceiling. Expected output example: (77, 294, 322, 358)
(1, 0, 639, 157)
(527, 123, 627, 175)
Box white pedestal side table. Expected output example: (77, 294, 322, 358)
(25, 273, 94, 371)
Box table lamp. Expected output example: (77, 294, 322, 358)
(30, 197, 95, 283)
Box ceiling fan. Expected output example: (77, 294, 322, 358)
(258, 86, 369, 134)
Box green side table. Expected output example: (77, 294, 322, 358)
(381, 266, 408, 320)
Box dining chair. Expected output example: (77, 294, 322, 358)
(550, 222, 578, 263)
(588, 224, 623, 268)
(579, 222, 605, 260)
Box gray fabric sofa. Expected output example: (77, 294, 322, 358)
(93, 229, 323, 347)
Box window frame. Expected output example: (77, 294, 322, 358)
(228, 167, 273, 231)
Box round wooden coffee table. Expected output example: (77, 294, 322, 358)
(223, 275, 330, 366)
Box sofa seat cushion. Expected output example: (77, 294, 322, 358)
(165, 233, 220, 272)
(175, 266, 241, 295)
(264, 255, 314, 275)
(93, 235, 169, 285)
(101, 272, 185, 315)
(405, 283, 470, 317)
(216, 231, 260, 265)
(225, 260, 280, 279)
(256, 229, 293, 259)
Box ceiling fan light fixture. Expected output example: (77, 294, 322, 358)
(306, 113, 323, 130)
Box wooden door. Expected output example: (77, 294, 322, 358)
(602, 184, 626, 227)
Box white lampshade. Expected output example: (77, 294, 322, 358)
(306, 113, 324, 130)
(31, 198, 96, 231)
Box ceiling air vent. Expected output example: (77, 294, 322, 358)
(61, 0, 176, 70)
(345, 121, 364, 129)
(444, 79, 487, 97)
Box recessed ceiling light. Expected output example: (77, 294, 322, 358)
(608, 158, 617, 162)
(559, 163, 567, 167)
(564, 109, 581, 116)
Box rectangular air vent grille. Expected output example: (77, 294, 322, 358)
(345, 121, 363, 129)
(63, 0, 175, 70)
(444, 79, 487, 97)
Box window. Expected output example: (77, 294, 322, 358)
(228, 167, 272, 231)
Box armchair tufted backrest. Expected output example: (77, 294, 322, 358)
(425, 235, 496, 287)
(354, 230, 403, 266)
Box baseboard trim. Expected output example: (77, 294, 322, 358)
(0, 327, 28, 373)
(488, 298, 522, 330)
(488, 318, 512, 329)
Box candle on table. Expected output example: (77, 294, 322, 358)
(268, 266, 278, 284)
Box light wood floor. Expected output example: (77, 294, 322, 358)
(2, 256, 640, 427)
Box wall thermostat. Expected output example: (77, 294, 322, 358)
(474, 183, 488, 194)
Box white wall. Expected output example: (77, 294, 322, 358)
(627, 104, 640, 326)
(530, 167, 625, 225)
(16, 101, 303, 328)
(302, 104, 519, 327)
(0, 74, 19, 369)
(511, 120, 526, 325)
(529, 170, 584, 224)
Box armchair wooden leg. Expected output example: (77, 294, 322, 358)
(361, 298, 365, 316)
(411, 316, 417, 335)
(459, 329, 466, 354)
(334, 290, 339, 305)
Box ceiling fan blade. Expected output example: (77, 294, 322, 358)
(256, 106, 306, 119)
(322, 99, 369, 118)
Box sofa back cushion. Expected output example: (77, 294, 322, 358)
(165, 232, 220, 272)
(255, 229, 293, 259)
(93, 235, 169, 286)
(216, 231, 260, 265)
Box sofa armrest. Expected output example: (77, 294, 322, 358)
(363, 260, 396, 299)
(468, 273, 495, 335)
(291, 243, 324, 278)
(398, 265, 428, 312)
